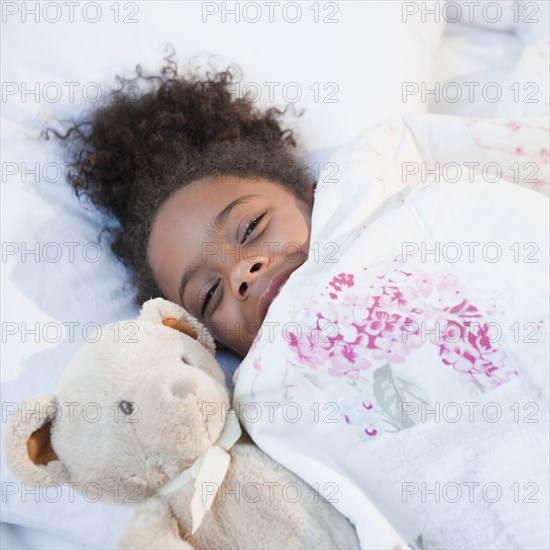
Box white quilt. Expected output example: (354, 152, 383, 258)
(2, 4, 549, 547)
(232, 112, 550, 549)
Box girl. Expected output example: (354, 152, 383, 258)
(53, 59, 316, 359)
(53, 56, 549, 549)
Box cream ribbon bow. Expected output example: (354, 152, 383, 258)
(157, 409, 242, 534)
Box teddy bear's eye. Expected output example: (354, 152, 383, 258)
(119, 401, 134, 415)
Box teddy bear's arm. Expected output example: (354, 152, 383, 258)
(117, 497, 193, 550)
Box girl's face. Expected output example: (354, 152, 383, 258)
(147, 175, 315, 359)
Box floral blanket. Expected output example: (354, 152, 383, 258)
(233, 112, 549, 549)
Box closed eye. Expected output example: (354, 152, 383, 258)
(200, 280, 220, 316)
(241, 211, 267, 245)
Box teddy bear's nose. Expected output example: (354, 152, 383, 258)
(170, 379, 197, 399)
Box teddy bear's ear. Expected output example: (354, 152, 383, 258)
(139, 297, 216, 356)
(3, 394, 70, 485)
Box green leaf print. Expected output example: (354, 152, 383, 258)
(372, 363, 431, 429)
(409, 534, 428, 549)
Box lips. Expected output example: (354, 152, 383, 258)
(258, 266, 296, 321)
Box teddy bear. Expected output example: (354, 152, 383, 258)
(4, 297, 362, 549)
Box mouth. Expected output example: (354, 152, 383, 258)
(258, 265, 296, 321)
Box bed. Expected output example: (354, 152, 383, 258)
(1, 1, 549, 548)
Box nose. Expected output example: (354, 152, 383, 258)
(230, 255, 268, 299)
(170, 378, 197, 398)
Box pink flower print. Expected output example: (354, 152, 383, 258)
(365, 311, 402, 337)
(435, 273, 459, 292)
(362, 400, 373, 410)
(515, 146, 524, 156)
(438, 320, 464, 343)
(249, 358, 263, 402)
(434, 275, 465, 309)
(440, 341, 475, 373)
(386, 269, 414, 285)
(286, 328, 313, 363)
(327, 273, 356, 300)
(327, 363, 361, 380)
(372, 335, 412, 363)
(399, 285, 420, 301)
(466, 322, 495, 353)
(285, 258, 517, 392)
(364, 274, 389, 298)
(249, 330, 261, 353)
(306, 343, 333, 370)
(378, 286, 409, 309)
(402, 276, 433, 301)
(328, 342, 371, 380)
(540, 148, 549, 163)
(364, 424, 378, 436)
(341, 341, 371, 365)
(399, 319, 424, 352)
(400, 316, 421, 344)
(340, 288, 364, 308)
(337, 298, 377, 332)
(336, 321, 366, 347)
(507, 121, 523, 133)
(315, 312, 350, 348)
(328, 273, 355, 293)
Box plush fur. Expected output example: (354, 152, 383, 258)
(4, 298, 359, 549)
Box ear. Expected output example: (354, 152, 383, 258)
(139, 297, 216, 356)
(3, 394, 70, 485)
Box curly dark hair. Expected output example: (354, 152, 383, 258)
(46, 52, 312, 308)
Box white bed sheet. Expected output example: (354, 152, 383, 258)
(1, 1, 444, 546)
(1, 1, 548, 548)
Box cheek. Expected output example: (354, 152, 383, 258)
(210, 301, 249, 340)
(280, 207, 311, 253)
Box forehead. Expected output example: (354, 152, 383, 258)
(156, 176, 266, 227)
(146, 176, 278, 303)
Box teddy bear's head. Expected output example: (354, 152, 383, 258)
(4, 298, 232, 504)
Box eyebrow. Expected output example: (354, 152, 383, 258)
(178, 194, 260, 311)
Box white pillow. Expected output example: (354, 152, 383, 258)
(428, 1, 549, 117)
(2, 1, 445, 151)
